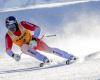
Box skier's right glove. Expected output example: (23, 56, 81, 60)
(12, 54, 21, 62)
(29, 38, 37, 48)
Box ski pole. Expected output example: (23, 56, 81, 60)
(41, 34, 56, 39)
(45, 34, 56, 37)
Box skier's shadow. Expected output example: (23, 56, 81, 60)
(0, 63, 66, 74)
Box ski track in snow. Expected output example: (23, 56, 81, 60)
(0, 62, 66, 74)
(0, 0, 99, 12)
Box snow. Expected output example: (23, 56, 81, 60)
(0, 0, 100, 80)
(0, 56, 100, 80)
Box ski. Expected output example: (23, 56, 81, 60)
(39, 57, 78, 68)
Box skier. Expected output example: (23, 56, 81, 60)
(5, 16, 77, 67)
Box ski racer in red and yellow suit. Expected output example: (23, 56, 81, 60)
(5, 16, 76, 64)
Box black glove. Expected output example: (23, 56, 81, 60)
(32, 38, 37, 41)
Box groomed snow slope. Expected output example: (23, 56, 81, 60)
(0, 56, 100, 80)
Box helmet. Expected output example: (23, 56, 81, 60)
(5, 16, 18, 32)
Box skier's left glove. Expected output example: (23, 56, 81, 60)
(12, 54, 21, 62)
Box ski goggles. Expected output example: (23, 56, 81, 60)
(6, 20, 17, 29)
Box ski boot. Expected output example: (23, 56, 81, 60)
(39, 58, 50, 67)
(66, 56, 78, 65)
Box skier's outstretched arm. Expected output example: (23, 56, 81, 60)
(21, 21, 41, 38)
(5, 34, 21, 61)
